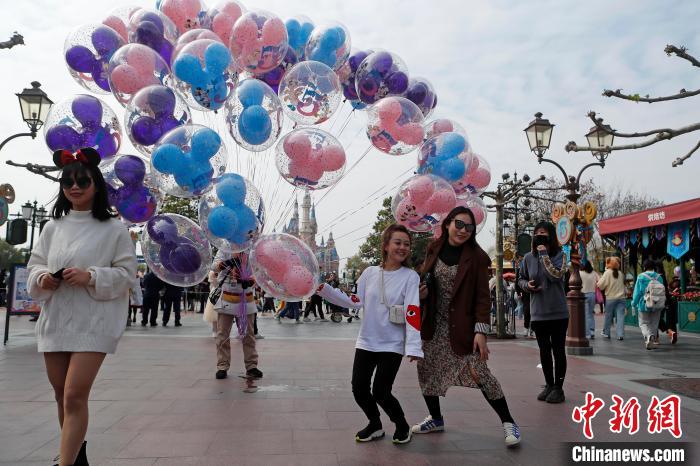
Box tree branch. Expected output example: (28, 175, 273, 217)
(672, 139, 700, 167)
(665, 45, 700, 68)
(5, 160, 60, 182)
(602, 87, 700, 103)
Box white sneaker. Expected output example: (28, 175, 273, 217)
(503, 422, 521, 447)
(645, 336, 653, 350)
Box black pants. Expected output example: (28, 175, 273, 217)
(304, 297, 324, 318)
(263, 297, 275, 312)
(351, 348, 406, 426)
(162, 295, 181, 324)
(531, 318, 568, 388)
(198, 294, 207, 313)
(142, 296, 159, 324)
(658, 301, 678, 333)
(523, 294, 531, 329)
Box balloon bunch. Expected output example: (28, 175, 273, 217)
(417, 132, 473, 183)
(367, 97, 424, 155)
(229, 10, 288, 74)
(276, 128, 346, 189)
(128, 8, 177, 65)
(44, 94, 121, 161)
(250, 233, 320, 300)
(104, 154, 159, 224)
(356, 51, 409, 105)
(151, 125, 227, 196)
(304, 23, 350, 71)
(205, 1, 245, 47)
(108, 43, 171, 105)
(279, 61, 342, 125)
(392, 174, 457, 233)
(204, 173, 261, 247)
(126, 85, 191, 154)
(285, 16, 314, 59)
(65, 24, 125, 93)
(172, 39, 236, 110)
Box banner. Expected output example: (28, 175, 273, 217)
(666, 221, 690, 260)
(641, 228, 650, 248)
(9, 264, 41, 313)
(629, 229, 638, 246)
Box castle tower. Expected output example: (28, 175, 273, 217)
(299, 190, 315, 249)
(327, 231, 339, 276)
(284, 198, 299, 236)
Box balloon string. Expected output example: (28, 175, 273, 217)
(333, 107, 356, 140)
(316, 144, 372, 207)
(327, 102, 352, 134)
(271, 186, 299, 232)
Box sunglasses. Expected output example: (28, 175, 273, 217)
(59, 176, 93, 189)
(453, 219, 476, 232)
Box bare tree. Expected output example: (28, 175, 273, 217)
(0, 32, 24, 50)
(565, 45, 700, 167)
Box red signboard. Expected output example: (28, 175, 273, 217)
(598, 198, 700, 236)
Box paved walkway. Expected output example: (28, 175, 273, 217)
(1, 310, 698, 465)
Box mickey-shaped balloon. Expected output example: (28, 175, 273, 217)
(151, 125, 228, 197)
(304, 22, 351, 71)
(200, 173, 264, 252)
(366, 96, 424, 155)
(158, 0, 208, 35)
(405, 77, 437, 119)
(64, 24, 125, 94)
(108, 43, 171, 107)
(392, 174, 457, 233)
(44, 94, 122, 162)
(126, 85, 192, 156)
(206, 1, 245, 47)
(172, 39, 237, 111)
(454, 153, 492, 196)
(147, 214, 202, 274)
(355, 50, 409, 105)
(104, 155, 160, 225)
(275, 128, 346, 190)
(229, 10, 289, 74)
(128, 8, 178, 65)
(338, 49, 372, 110)
(285, 16, 314, 59)
(417, 132, 473, 184)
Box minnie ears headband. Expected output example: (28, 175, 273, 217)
(52, 148, 101, 169)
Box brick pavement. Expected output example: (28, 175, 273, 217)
(1, 310, 698, 465)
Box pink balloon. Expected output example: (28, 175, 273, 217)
(261, 18, 287, 47)
(111, 65, 149, 94)
(396, 123, 424, 145)
(103, 16, 128, 42)
(433, 119, 454, 134)
(231, 17, 258, 48)
(161, 0, 203, 33)
(126, 46, 157, 78)
(395, 197, 422, 225)
(283, 133, 312, 161)
(406, 175, 435, 203)
(425, 189, 456, 214)
(266, 259, 290, 282)
(284, 265, 314, 297)
(472, 206, 485, 225)
(212, 16, 236, 46)
(376, 98, 402, 123)
(289, 158, 323, 183)
(319, 144, 345, 172)
(467, 168, 491, 190)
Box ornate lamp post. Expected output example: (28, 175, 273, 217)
(523, 113, 613, 355)
(20, 201, 49, 261)
(0, 82, 53, 153)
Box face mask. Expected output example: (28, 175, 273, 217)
(533, 234, 549, 247)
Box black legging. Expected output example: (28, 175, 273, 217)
(530, 318, 568, 388)
(423, 393, 514, 424)
(351, 349, 408, 428)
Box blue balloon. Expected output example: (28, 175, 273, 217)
(216, 173, 247, 206)
(232, 204, 258, 236)
(237, 80, 265, 107)
(191, 128, 222, 162)
(173, 54, 207, 85)
(439, 133, 467, 159)
(152, 144, 182, 174)
(238, 105, 272, 145)
(204, 42, 231, 75)
(437, 157, 466, 182)
(208, 206, 238, 238)
(320, 28, 342, 51)
(175, 161, 214, 192)
(300, 23, 314, 42)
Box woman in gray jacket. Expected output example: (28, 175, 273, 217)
(518, 221, 568, 404)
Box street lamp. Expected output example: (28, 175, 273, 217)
(0, 82, 53, 153)
(523, 112, 614, 355)
(14, 201, 50, 261)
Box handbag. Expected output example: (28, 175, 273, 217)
(381, 268, 405, 325)
(595, 286, 604, 305)
(208, 265, 231, 305)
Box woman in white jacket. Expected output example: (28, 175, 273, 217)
(27, 148, 137, 466)
(318, 224, 422, 445)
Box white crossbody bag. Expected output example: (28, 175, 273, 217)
(380, 268, 405, 325)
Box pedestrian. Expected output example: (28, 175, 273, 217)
(277, 300, 302, 322)
(303, 293, 326, 321)
(658, 275, 679, 344)
(632, 259, 666, 350)
(197, 280, 209, 314)
(211, 251, 262, 380)
(142, 270, 164, 326)
(27, 147, 137, 466)
(515, 258, 533, 338)
(596, 257, 626, 340)
(412, 206, 521, 447)
(161, 282, 183, 326)
(580, 261, 599, 339)
(518, 221, 569, 404)
(128, 272, 143, 326)
(317, 224, 422, 445)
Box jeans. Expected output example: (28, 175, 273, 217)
(603, 298, 625, 338)
(584, 292, 596, 337)
(351, 349, 406, 426)
(530, 318, 568, 388)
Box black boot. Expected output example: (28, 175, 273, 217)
(74, 441, 89, 466)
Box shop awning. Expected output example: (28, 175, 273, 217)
(598, 198, 700, 235)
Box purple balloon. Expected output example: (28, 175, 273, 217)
(140, 13, 165, 34)
(158, 40, 174, 65)
(132, 116, 162, 146)
(90, 60, 111, 92)
(386, 72, 408, 94)
(159, 244, 175, 270)
(160, 116, 181, 134)
(116, 186, 157, 223)
(72, 95, 103, 127)
(92, 126, 118, 159)
(115, 155, 146, 185)
(148, 215, 178, 245)
(372, 52, 393, 76)
(135, 21, 163, 50)
(169, 241, 201, 274)
(348, 50, 370, 71)
(147, 86, 177, 117)
(91, 26, 122, 57)
(65, 46, 95, 72)
(46, 125, 81, 151)
(407, 82, 428, 105)
(359, 75, 378, 96)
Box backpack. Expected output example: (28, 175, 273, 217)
(642, 273, 666, 310)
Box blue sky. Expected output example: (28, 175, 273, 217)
(1, 0, 699, 268)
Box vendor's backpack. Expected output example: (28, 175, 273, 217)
(642, 273, 666, 310)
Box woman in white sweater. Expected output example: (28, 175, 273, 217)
(597, 257, 626, 340)
(318, 224, 422, 445)
(28, 148, 137, 466)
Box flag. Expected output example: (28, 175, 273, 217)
(667, 221, 690, 260)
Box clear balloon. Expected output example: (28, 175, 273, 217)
(205, 1, 246, 48)
(224, 78, 283, 151)
(158, 0, 208, 35)
(275, 128, 346, 190)
(44, 94, 122, 162)
(417, 132, 473, 186)
(355, 50, 409, 105)
(64, 24, 125, 94)
(424, 118, 467, 140)
(173, 28, 223, 60)
(102, 5, 141, 43)
(198, 173, 265, 253)
(141, 213, 212, 286)
(285, 16, 314, 59)
(125, 84, 191, 156)
(454, 153, 492, 196)
(392, 174, 457, 233)
(128, 8, 178, 65)
(338, 49, 372, 110)
(304, 22, 350, 71)
(278, 61, 342, 125)
(432, 194, 488, 239)
(171, 39, 238, 111)
(108, 43, 171, 106)
(151, 124, 228, 197)
(255, 47, 298, 94)
(102, 154, 161, 225)
(249, 233, 320, 300)
(229, 10, 288, 74)
(405, 77, 436, 119)
(366, 96, 424, 155)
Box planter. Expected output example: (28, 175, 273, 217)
(678, 301, 700, 334)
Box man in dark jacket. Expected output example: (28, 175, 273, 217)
(162, 283, 183, 327)
(142, 271, 164, 326)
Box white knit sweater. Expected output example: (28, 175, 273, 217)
(27, 210, 137, 354)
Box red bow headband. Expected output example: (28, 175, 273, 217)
(52, 148, 101, 168)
